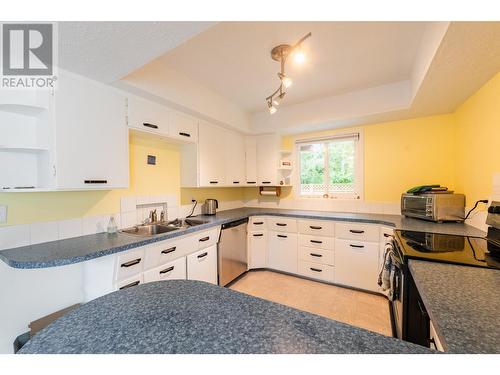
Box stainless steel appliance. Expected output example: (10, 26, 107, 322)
(218, 218, 248, 286)
(201, 199, 218, 215)
(401, 193, 466, 222)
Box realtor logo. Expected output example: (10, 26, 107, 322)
(1, 23, 57, 89)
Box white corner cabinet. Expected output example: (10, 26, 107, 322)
(82, 226, 220, 302)
(1, 69, 129, 191)
(247, 217, 385, 293)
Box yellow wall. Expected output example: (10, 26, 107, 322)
(0, 133, 243, 226)
(245, 114, 457, 202)
(454, 72, 500, 205)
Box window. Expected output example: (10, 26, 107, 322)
(297, 133, 362, 199)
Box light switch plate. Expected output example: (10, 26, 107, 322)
(0, 205, 7, 224)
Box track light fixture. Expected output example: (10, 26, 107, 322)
(265, 32, 311, 114)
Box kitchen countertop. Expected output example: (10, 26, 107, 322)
(18, 280, 432, 354)
(408, 260, 500, 353)
(0, 207, 486, 269)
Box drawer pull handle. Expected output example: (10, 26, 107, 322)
(159, 266, 175, 274)
(383, 233, 392, 238)
(309, 225, 322, 230)
(247, 181, 256, 184)
(277, 234, 288, 238)
(143, 122, 158, 129)
(121, 258, 141, 268)
(179, 132, 191, 137)
(350, 244, 365, 248)
(349, 229, 365, 234)
(161, 247, 176, 254)
(197, 252, 208, 259)
(84, 180, 107, 184)
(310, 240, 323, 244)
(209, 181, 218, 184)
(199, 236, 210, 242)
(119, 280, 140, 290)
(310, 253, 323, 257)
(253, 222, 264, 225)
(253, 233, 264, 237)
(276, 223, 287, 226)
(233, 181, 240, 184)
(310, 267, 322, 272)
(261, 181, 271, 184)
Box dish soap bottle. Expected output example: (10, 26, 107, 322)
(107, 216, 118, 234)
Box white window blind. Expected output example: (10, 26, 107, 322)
(296, 133, 361, 198)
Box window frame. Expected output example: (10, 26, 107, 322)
(294, 130, 364, 200)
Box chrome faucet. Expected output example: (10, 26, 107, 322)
(149, 209, 157, 223)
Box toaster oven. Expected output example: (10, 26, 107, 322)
(401, 193, 465, 222)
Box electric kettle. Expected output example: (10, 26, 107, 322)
(202, 199, 218, 215)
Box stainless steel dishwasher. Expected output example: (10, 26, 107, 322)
(218, 218, 248, 286)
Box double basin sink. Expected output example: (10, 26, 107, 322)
(120, 218, 209, 237)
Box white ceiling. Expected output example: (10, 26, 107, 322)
(58, 21, 216, 82)
(156, 22, 428, 113)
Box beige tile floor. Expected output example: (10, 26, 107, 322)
(229, 270, 392, 336)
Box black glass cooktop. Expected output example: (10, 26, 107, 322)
(395, 230, 500, 270)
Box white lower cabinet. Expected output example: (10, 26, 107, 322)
(298, 260, 334, 282)
(298, 246, 334, 265)
(248, 231, 267, 268)
(116, 274, 143, 291)
(334, 239, 380, 292)
(267, 231, 298, 274)
(143, 257, 186, 283)
(187, 245, 218, 285)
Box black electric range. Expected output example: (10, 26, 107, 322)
(394, 230, 500, 270)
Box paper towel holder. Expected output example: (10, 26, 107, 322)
(259, 186, 281, 197)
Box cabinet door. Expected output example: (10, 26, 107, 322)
(198, 122, 227, 187)
(169, 111, 198, 142)
(55, 71, 129, 189)
(248, 232, 267, 269)
(267, 231, 298, 273)
(127, 95, 170, 136)
(225, 130, 246, 186)
(334, 239, 379, 292)
(187, 245, 218, 285)
(245, 137, 258, 186)
(256, 134, 279, 185)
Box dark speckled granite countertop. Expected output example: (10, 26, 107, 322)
(0, 208, 486, 269)
(409, 260, 500, 354)
(19, 280, 432, 354)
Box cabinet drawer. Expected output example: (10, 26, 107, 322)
(115, 248, 145, 281)
(115, 274, 143, 291)
(195, 227, 220, 249)
(298, 246, 334, 265)
(144, 235, 194, 270)
(249, 216, 267, 231)
(298, 219, 335, 236)
(169, 112, 198, 142)
(335, 223, 380, 242)
(298, 260, 334, 283)
(187, 245, 218, 285)
(143, 257, 187, 283)
(334, 239, 380, 292)
(298, 234, 334, 250)
(267, 217, 297, 233)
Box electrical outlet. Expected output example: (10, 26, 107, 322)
(0, 205, 7, 224)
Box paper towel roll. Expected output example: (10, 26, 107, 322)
(260, 190, 278, 196)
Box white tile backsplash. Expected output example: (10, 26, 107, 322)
(58, 218, 83, 240)
(82, 215, 108, 235)
(0, 224, 30, 250)
(120, 196, 137, 213)
(30, 221, 59, 245)
(121, 211, 137, 228)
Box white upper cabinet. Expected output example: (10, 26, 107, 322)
(225, 130, 246, 186)
(244, 137, 258, 186)
(198, 121, 227, 187)
(256, 134, 280, 186)
(169, 111, 198, 142)
(54, 71, 129, 189)
(127, 95, 170, 136)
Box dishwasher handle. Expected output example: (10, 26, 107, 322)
(221, 218, 249, 230)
